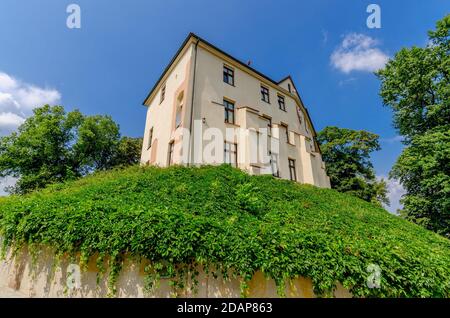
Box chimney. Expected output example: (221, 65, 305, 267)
(247, 60, 252, 66)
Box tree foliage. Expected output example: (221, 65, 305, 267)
(113, 136, 143, 168)
(0, 105, 142, 194)
(317, 126, 388, 206)
(376, 14, 450, 237)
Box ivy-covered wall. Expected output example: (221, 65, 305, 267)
(0, 246, 351, 298)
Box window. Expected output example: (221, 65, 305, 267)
(160, 83, 166, 104)
(147, 127, 153, 149)
(175, 105, 182, 128)
(168, 141, 174, 166)
(309, 138, 315, 152)
(175, 92, 183, 128)
(288, 158, 297, 181)
(269, 151, 279, 177)
(288, 83, 291, 93)
(296, 107, 303, 125)
(224, 142, 237, 167)
(223, 65, 234, 86)
(278, 95, 286, 111)
(261, 85, 270, 103)
(281, 124, 289, 143)
(224, 99, 235, 124)
(266, 117, 272, 136)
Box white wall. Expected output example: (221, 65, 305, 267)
(141, 44, 194, 166)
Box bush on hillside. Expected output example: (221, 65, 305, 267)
(0, 165, 448, 297)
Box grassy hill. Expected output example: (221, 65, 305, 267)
(0, 165, 449, 297)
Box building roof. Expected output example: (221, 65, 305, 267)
(142, 32, 300, 106)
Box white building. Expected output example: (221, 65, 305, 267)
(141, 33, 330, 188)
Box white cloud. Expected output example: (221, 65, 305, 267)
(331, 33, 389, 73)
(0, 71, 61, 135)
(378, 176, 406, 215)
(0, 112, 25, 130)
(0, 73, 18, 90)
(380, 135, 403, 144)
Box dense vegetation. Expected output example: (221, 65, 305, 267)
(376, 14, 450, 236)
(0, 165, 449, 297)
(0, 105, 142, 194)
(317, 126, 388, 206)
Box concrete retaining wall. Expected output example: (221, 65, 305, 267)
(0, 246, 351, 298)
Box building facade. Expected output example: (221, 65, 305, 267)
(141, 33, 330, 188)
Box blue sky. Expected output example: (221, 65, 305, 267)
(0, 0, 449, 210)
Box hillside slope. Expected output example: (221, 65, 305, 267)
(0, 165, 449, 297)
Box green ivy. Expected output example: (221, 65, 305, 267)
(0, 165, 449, 297)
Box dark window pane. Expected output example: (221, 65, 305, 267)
(224, 99, 235, 124)
(270, 151, 279, 177)
(224, 142, 237, 167)
(147, 128, 153, 149)
(261, 86, 270, 103)
(223, 66, 234, 86)
(289, 159, 296, 181)
(160, 84, 166, 103)
(278, 95, 286, 111)
(168, 142, 174, 166)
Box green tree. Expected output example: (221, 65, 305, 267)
(317, 126, 389, 206)
(0, 105, 83, 192)
(376, 14, 450, 236)
(0, 105, 141, 194)
(112, 137, 143, 167)
(74, 115, 121, 172)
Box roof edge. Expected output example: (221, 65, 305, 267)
(142, 32, 290, 106)
(142, 33, 198, 105)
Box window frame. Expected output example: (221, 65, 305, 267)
(224, 141, 238, 168)
(147, 127, 153, 150)
(261, 85, 270, 103)
(175, 101, 183, 129)
(168, 141, 174, 166)
(288, 158, 297, 181)
(160, 83, 166, 104)
(269, 151, 280, 177)
(223, 65, 235, 86)
(278, 94, 286, 111)
(175, 105, 182, 128)
(307, 137, 316, 152)
(261, 116, 272, 136)
(281, 124, 289, 143)
(223, 99, 235, 124)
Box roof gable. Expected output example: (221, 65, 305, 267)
(278, 76, 300, 98)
